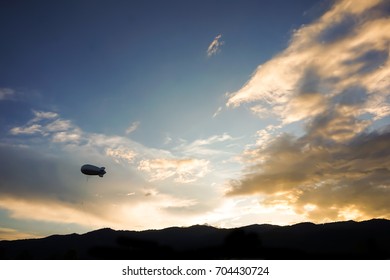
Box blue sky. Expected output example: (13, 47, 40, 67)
(1, 0, 390, 240)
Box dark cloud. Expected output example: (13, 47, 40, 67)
(319, 0, 390, 45)
(297, 67, 322, 94)
(344, 49, 389, 75)
(305, 109, 371, 143)
(364, 0, 390, 19)
(319, 13, 358, 44)
(227, 125, 390, 221)
(333, 86, 367, 106)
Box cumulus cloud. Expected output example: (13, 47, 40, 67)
(226, 0, 390, 222)
(207, 34, 224, 57)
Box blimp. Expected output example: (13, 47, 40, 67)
(81, 164, 106, 177)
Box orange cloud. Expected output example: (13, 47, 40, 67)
(0, 227, 41, 241)
(226, 0, 390, 125)
(225, 0, 390, 222)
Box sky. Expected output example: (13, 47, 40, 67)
(0, 0, 389, 240)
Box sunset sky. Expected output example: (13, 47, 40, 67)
(1, 0, 389, 240)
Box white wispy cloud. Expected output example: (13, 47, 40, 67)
(10, 124, 43, 135)
(212, 106, 222, 118)
(125, 121, 140, 134)
(138, 158, 210, 183)
(45, 119, 72, 132)
(207, 34, 224, 57)
(52, 129, 82, 143)
(9, 110, 62, 136)
(30, 110, 58, 123)
(8, 110, 140, 162)
(176, 133, 235, 157)
(187, 133, 233, 147)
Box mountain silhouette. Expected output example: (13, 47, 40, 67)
(0, 219, 389, 259)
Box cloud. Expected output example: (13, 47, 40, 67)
(138, 158, 210, 183)
(227, 127, 390, 221)
(135, 133, 239, 184)
(7, 110, 221, 181)
(52, 129, 83, 143)
(0, 88, 15, 101)
(0, 190, 204, 236)
(125, 121, 140, 134)
(2, 108, 234, 238)
(30, 110, 58, 123)
(0, 227, 41, 240)
(0, 196, 111, 227)
(10, 110, 63, 136)
(207, 34, 224, 57)
(45, 119, 72, 132)
(176, 133, 235, 157)
(7, 110, 142, 161)
(226, 0, 390, 124)
(0, 88, 41, 103)
(163, 135, 173, 145)
(212, 106, 222, 118)
(0, 138, 204, 236)
(105, 146, 136, 163)
(225, 0, 390, 222)
(10, 124, 43, 135)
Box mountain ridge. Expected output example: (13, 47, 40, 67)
(1, 218, 389, 259)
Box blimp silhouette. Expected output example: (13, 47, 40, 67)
(81, 164, 106, 177)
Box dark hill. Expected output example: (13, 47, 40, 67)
(0, 219, 389, 259)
